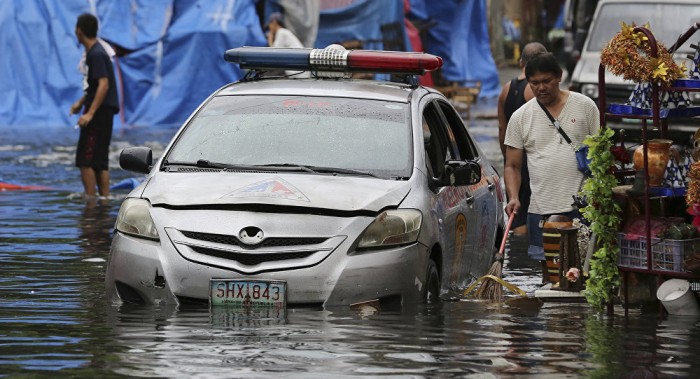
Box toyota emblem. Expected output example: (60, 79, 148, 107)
(239, 226, 264, 245)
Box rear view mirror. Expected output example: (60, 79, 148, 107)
(445, 160, 481, 186)
(120, 147, 153, 174)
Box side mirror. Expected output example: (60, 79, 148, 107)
(445, 160, 481, 186)
(120, 147, 153, 174)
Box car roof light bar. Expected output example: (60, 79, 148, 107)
(347, 50, 443, 74)
(224, 46, 443, 75)
(224, 47, 311, 70)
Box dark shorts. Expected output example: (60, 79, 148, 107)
(527, 210, 581, 261)
(75, 107, 114, 171)
(512, 154, 531, 228)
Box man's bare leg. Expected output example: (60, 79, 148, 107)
(96, 169, 110, 197)
(80, 167, 97, 196)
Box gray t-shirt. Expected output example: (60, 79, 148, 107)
(504, 91, 599, 214)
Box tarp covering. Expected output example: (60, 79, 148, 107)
(0, 0, 498, 129)
(410, 0, 500, 98)
(0, 0, 265, 129)
(265, 0, 320, 48)
(314, 0, 406, 51)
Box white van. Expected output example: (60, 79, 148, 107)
(569, 0, 700, 134)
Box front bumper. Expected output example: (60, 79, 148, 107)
(105, 210, 430, 307)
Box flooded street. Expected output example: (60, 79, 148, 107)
(2, 117, 700, 378)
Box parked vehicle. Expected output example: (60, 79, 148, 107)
(561, 0, 599, 76)
(569, 0, 700, 135)
(105, 46, 506, 310)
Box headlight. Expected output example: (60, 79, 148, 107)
(581, 84, 599, 99)
(357, 209, 422, 248)
(115, 198, 159, 241)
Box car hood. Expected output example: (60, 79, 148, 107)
(141, 172, 411, 212)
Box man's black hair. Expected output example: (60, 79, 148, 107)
(525, 52, 562, 80)
(76, 13, 98, 39)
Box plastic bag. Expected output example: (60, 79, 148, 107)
(575, 145, 592, 177)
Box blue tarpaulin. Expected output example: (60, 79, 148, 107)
(314, 0, 405, 51)
(0, 0, 498, 129)
(1, 0, 265, 129)
(414, 0, 500, 98)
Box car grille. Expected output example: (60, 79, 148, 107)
(167, 228, 340, 272)
(189, 246, 316, 265)
(181, 230, 327, 249)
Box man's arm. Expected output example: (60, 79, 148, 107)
(70, 96, 85, 116)
(77, 77, 108, 128)
(497, 82, 510, 160)
(504, 145, 524, 217)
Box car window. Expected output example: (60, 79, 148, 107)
(166, 96, 412, 178)
(422, 102, 453, 179)
(587, 3, 700, 52)
(436, 100, 479, 161)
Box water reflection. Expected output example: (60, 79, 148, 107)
(3, 128, 700, 377)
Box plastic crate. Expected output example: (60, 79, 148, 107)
(618, 233, 648, 269)
(618, 233, 700, 273)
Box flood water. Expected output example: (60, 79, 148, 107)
(2, 119, 700, 378)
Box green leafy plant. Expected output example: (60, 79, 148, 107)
(580, 128, 622, 309)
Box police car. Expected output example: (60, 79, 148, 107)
(106, 45, 505, 310)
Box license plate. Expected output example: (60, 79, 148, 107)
(209, 279, 287, 309)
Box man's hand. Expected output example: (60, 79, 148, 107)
(77, 113, 93, 128)
(505, 199, 520, 218)
(70, 100, 82, 116)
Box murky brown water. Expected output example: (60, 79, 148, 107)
(2, 125, 700, 378)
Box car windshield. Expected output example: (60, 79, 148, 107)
(166, 95, 412, 178)
(587, 3, 700, 52)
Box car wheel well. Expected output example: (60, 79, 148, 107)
(429, 244, 442, 278)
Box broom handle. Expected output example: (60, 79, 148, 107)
(498, 212, 517, 257)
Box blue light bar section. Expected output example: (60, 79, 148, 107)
(224, 47, 311, 70)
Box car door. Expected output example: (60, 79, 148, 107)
(420, 100, 480, 289)
(435, 100, 501, 281)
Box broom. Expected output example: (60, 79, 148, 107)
(474, 212, 516, 301)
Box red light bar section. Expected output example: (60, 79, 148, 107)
(346, 51, 442, 74)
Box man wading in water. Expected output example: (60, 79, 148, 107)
(70, 13, 119, 198)
(503, 52, 599, 284)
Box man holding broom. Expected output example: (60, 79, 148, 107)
(503, 52, 599, 285)
(475, 42, 549, 300)
(497, 42, 548, 237)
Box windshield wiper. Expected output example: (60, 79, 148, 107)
(163, 159, 266, 171)
(163, 160, 379, 177)
(196, 159, 236, 169)
(259, 163, 317, 173)
(261, 163, 377, 177)
(306, 166, 379, 178)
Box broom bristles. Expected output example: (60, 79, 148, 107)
(474, 212, 514, 302)
(474, 260, 504, 301)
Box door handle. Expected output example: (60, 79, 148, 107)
(465, 195, 474, 205)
